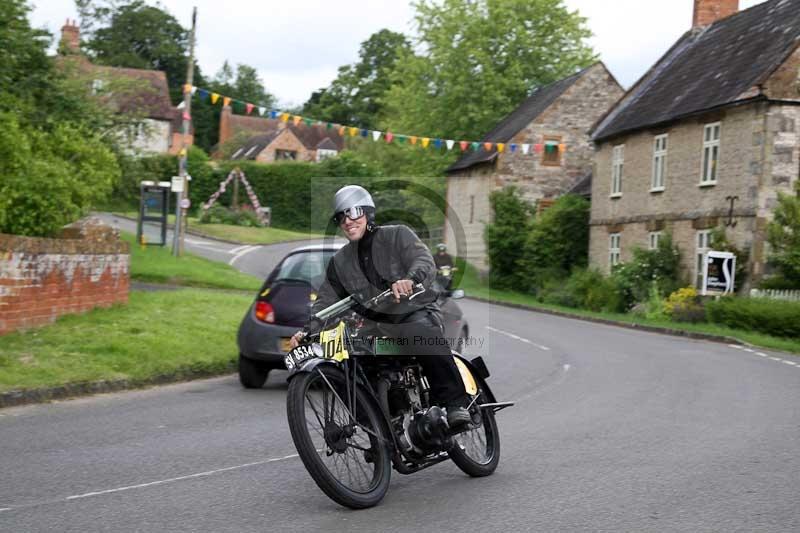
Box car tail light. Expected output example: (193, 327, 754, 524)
(254, 301, 275, 323)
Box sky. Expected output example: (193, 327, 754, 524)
(30, 0, 766, 108)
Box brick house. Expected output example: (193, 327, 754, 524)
(589, 0, 800, 289)
(444, 62, 624, 270)
(218, 106, 344, 162)
(58, 20, 190, 155)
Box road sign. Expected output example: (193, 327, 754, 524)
(702, 250, 736, 295)
(180, 198, 191, 209)
(171, 176, 184, 193)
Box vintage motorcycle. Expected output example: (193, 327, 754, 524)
(284, 284, 513, 509)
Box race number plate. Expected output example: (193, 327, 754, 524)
(319, 322, 349, 362)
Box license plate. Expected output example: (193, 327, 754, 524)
(280, 337, 292, 352)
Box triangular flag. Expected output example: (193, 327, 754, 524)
(304, 118, 313, 126)
(396, 135, 407, 144)
(338, 126, 346, 136)
(326, 122, 333, 130)
(483, 142, 493, 151)
(446, 139, 454, 150)
(360, 129, 368, 138)
(182, 111, 191, 121)
(223, 96, 231, 107)
(410, 136, 418, 145)
(534, 143, 544, 153)
(510, 143, 517, 153)
(385, 132, 394, 143)
(497, 143, 505, 153)
(258, 106, 266, 116)
(191, 86, 197, 95)
(293, 116, 302, 126)
(558, 143, 566, 153)
(211, 93, 220, 104)
(460, 141, 469, 151)
(471, 142, 480, 151)
(270, 110, 278, 119)
(433, 138, 442, 149)
(197, 88, 209, 100)
(280, 113, 289, 122)
(183, 84, 192, 94)
(372, 130, 381, 141)
(349, 127, 359, 137)
(521, 144, 530, 154)
(245, 103, 254, 115)
(421, 137, 430, 148)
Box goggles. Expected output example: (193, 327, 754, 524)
(333, 206, 366, 224)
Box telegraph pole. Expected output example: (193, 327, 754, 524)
(173, 7, 197, 256)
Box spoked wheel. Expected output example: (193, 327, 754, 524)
(449, 390, 500, 477)
(286, 365, 392, 509)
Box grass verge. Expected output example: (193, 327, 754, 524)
(455, 263, 800, 355)
(115, 211, 321, 244)
(123, 232, 261, 291)
(0, 289, 251, 392)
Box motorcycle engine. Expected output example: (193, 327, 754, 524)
(398, 407, 450, 457)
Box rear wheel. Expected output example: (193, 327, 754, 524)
(287, 365, 392, 509)
(455, 327, 469, 354)
(238, 354, 270, 388)
(449, 390, 500, 477)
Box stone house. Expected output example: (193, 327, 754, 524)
(218, 106, 344, 162)
(589, 0, 800, 289)
(444, 62, 624, 270)
(58, 20, 190, 155)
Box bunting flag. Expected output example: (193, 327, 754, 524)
(185, 84, 571, 159)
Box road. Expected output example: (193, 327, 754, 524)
(2, 224, 800, 531)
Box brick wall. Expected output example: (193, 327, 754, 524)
(256, 128, 315, 163)
(0, 218, 130, 336)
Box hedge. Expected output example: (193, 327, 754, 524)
(706, 297, 800, 339)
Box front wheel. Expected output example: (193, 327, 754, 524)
(287, 365, 392, 509)
(449, 390, 500, 477)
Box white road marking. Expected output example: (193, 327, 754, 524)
(485, 326, 550, 351)
(743, 348, 755, 353)
(769, 357, 782, 362)
(228, 244, 253, 255)
(0, 508, 11, 513)
(65, 454, 300, 501)
(755, 352, 768, 357)
(563, 364, 571, 371)
(228, 245, 260, 266)
(728, 344, 742, 349)
(782, 360, 797, 366)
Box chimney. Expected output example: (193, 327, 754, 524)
(219, 105, 233, 146)
(693, 0, 739, 27)
(59, 19, 80, 54)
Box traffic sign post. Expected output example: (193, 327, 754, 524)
(137, 181, 170, 246)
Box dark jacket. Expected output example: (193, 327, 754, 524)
(311, 225, 440, 324)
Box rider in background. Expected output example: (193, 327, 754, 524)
(290, 185, 471, 428)
(433, 243, 453, 270)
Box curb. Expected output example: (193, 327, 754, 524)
(0, 362, 237, 409)
(465, 295, 749, 347)
(108, 213, 320, 247)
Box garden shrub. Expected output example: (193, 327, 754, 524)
(663, 287, 706, 323)
(611, 233, 683, 309)
(538, 268, 623, 312)
(766, 181, 800, 287)
(706, 296, 800, 338)
(198, 205, 260, 227)
(484, 187, 533, 289)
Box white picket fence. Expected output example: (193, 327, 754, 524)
(749, 289, 800, 302)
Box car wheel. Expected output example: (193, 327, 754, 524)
(456, 326, 469, 354)
(238, 353, 271, 389)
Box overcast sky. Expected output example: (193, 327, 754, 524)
(31, 0, 766, 108)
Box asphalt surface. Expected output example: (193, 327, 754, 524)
(2, 221, 800, 531)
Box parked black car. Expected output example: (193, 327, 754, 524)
(236, 243, 469, 388)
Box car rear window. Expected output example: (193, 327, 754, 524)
(272, 251, 335, 288)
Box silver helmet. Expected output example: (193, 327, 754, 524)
(333, 185, 375, 215)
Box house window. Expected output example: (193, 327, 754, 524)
(275, 149, 297, 160)
(609, 233, 621, 267)
(541, 137, 562, 166)
(695, 229, 713, 287)
(648, 231, 662, 250)
(701, 122, 720, 185)
(611, 145, 624, 197)
(316, 149, 338, 161)
(651, 134, 668, 191)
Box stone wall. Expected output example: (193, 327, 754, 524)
(0, 218, 130, 336)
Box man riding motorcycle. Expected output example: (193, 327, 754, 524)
(290, 185, 471, 427)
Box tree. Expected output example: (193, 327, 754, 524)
(767, 182, 800, 287)
(302, 29, 411, 128)
(381, 0, 596, 140)
(484, 187, 534, 288)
